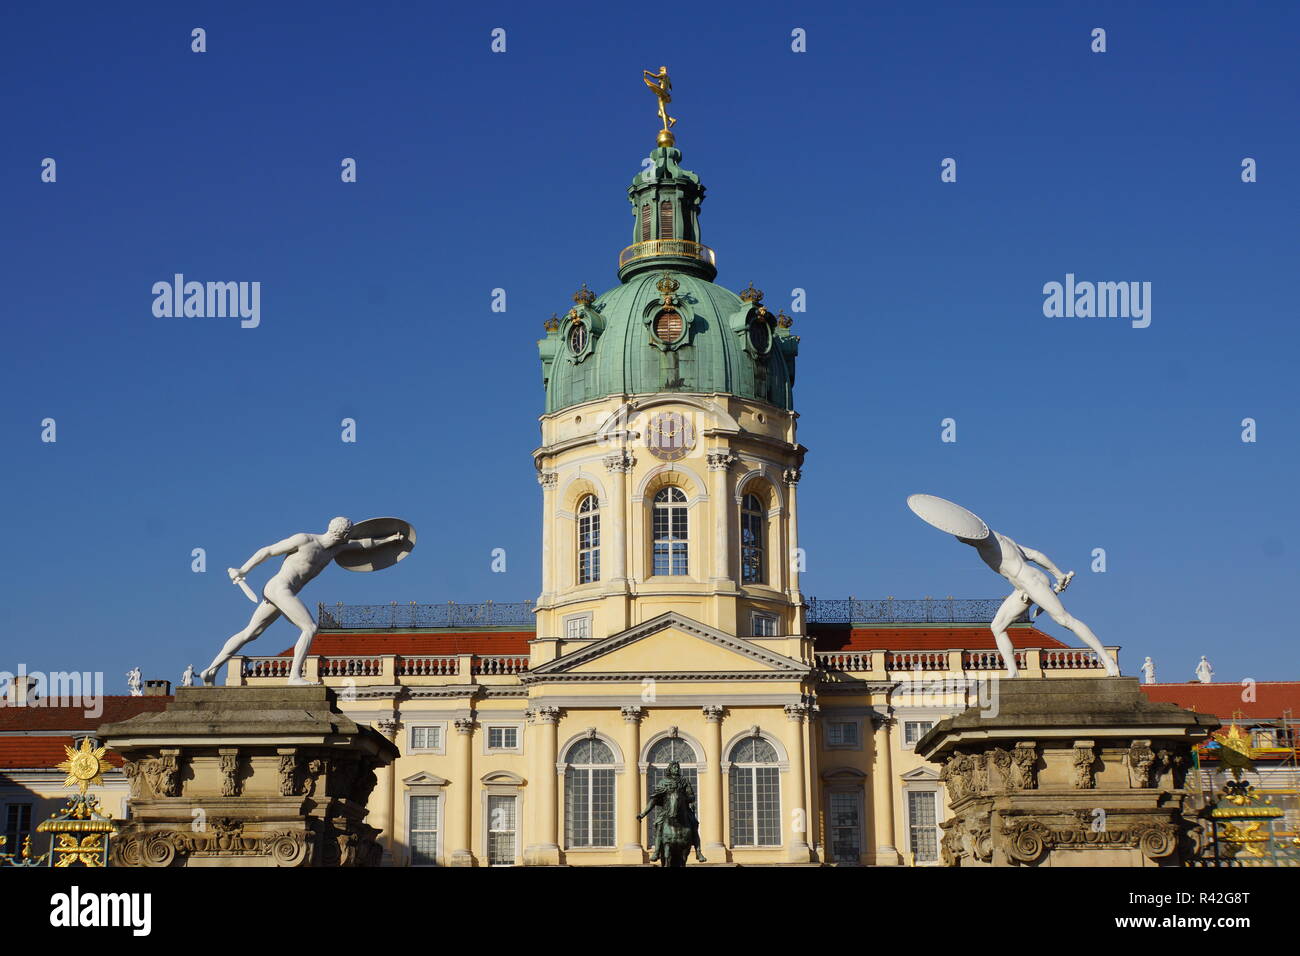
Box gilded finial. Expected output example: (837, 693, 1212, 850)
(656, 272, 680, 303)
(573, 282, 596, 306)
(544, 313, 560, 332)
(776, 309, 793, 329)
(643, 66, 677, 147)
(739, 281, 764, 303)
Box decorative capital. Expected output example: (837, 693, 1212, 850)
(702, 705, 725, 723)
(784, 703, 811, 722)
(572, 282, 596, 306)
(782, 467, 802, 485)
(454, 718, 476, 736)
(738, 281, 764, 304)
(707, 452, 736, 472)
(375, 718, 398, 739)
(603, 451, 635, 474)
(532, 706, 561, 725)
(537, 471, 558, 489)
(620, 705, 645, 724)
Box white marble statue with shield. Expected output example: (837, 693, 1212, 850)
(200, 516, 416, 686)
(907, 494, 1118, 678)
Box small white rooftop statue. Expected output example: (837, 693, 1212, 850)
(199, 516, 415, 686)
(1141, 656, 1156, 684)
(1195, 656, 1214, 684)
(907, 494, 1119, 679)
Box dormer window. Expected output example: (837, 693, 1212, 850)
(653, 308, 684, 344)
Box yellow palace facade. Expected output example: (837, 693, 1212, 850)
(222, 123, 1119, 865)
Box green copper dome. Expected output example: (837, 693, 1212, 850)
(538, 145, 799, 414)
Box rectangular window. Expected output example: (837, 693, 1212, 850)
(904, 720, 934, 746)
(751, 612, 778, 637)
(565, 767, 616, 848)
(564, 615, 591, 640)
(826, 721, 858, 747)
(487, 794, 517, 866)
(659, 200, 674, 239)
(908, 790, 939, 863)
(410, 726, 442, 751)
(729, 767, 781, 847)
(4, 804, 32, 852)
(829, 792, 862, 863)
(487, 726, 518, 750)
(409, 795, 440, 866)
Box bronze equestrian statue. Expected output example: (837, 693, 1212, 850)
(637, 761, 707, 866)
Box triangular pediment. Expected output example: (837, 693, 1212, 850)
(528, 611, 808, 679)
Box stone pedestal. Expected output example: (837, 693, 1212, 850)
(99, 686, 398, 867)
(915, 678, 1218, 867)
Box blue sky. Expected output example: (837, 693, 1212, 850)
(2, 1, 1296, 692)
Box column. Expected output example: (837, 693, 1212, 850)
(701, 704, 726, 859)
(450, 717, 475, 866)
(783, 467, 804, 615)
(784, 703, 812, 862)
(804, 703, 822, 861)
(538, 471, 558, 606)
(707, 453, 736, 586)
(871, 712, 901, 866)
(604, 451, 633, 632)
(372, 717, 399, 865)
(619, 705, 645, 864)
(524, 706, 561, 865)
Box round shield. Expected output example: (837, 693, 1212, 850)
(906, 494, 990, 540)
(335, 517, 417, 572)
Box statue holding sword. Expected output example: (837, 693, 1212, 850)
(199, 516, 415, 686)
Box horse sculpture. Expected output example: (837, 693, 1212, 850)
(637, 761, 706, 867)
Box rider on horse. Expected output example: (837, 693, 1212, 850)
(637, 760, 707, 863)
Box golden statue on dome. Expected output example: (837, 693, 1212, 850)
(643, 66, 677, 146)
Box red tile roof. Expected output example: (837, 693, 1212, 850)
(276, 631, 534, 657)
(0, 735, 127, 770)
(0, 696, 172, 732)
(1139, 682, 1300, 720)
(811, 624, 1068, 652)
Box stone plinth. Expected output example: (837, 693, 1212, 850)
(915, 677, 1218, 867)
(99, 686, 398, 867)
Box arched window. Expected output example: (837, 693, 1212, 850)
(645, 736, 701, 843)
(741, 492, 765, 584)
(729, 736, 780, 847)
(577, 494, 600, 584)
(659, 200, 674, 239)
(564, 737, 616, 848)
(652, 486, 688, 576)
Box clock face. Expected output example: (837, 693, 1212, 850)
(645, 411, 696, 462)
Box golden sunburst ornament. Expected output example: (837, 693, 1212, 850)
(56, 738, 111, 794)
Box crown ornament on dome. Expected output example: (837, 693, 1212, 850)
(572, 282, 596, 306)
(738, 281, 764, 303)
(656, 272, 681, 304)
(544, 313, 560, 332)
(776, 309, 793, 329)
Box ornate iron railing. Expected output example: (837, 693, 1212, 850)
(317, 601, 535, 629)
(618, 238, 716, 269)
(804, 596, 1028, 625)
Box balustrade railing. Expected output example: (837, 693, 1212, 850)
(805, 596, 1029, 624)
(318, 601, 535, 629)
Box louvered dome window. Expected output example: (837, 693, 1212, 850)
(653, 308, 684, 343)
(640, 204, 651, 241)
(659, 200, 674, 238)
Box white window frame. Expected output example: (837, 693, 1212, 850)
(824, 719, 862, 750)
(407, 723, 447, 755)
(563, 612, 593, 640)
(903, 784, 944, 866)
(405, 790, 444, 867)
(485, 792, 520, 867)
(482, 721, 524, 755)
(902, 719, 936, 750)
(750, 611, 779, 637)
